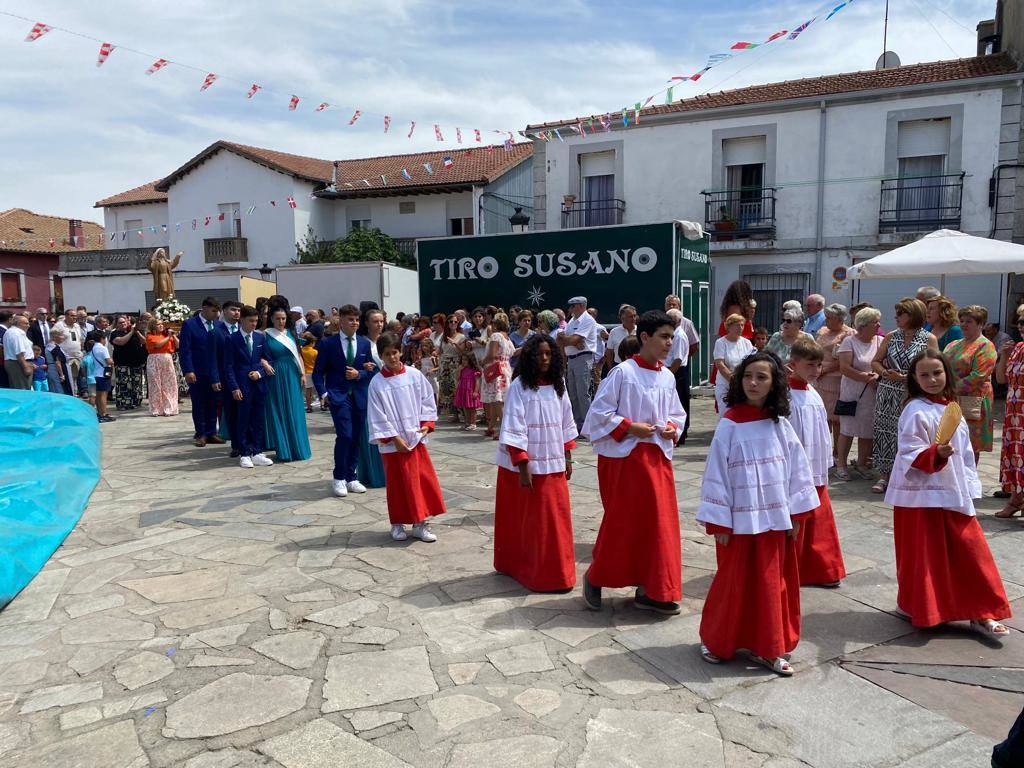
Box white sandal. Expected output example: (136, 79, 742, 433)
(699, 644, 722, 664)
(970, 619, 1010, 638)
(749, 653, 793, 677)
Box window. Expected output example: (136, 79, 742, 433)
(723, 137, 767, 227)
(219, 203, 241, 238)
(399, 202, 416, 215)
(349, 219, 373, 231)
(894, 119, 950, 224)
(450, 217, 474, 236)
(1, 271, 25, 305)
(579, 151, 617, 226)
(125, 219, 143, 248)
(743, 272, 809, 329)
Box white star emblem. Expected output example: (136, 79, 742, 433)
(526, 285, 545, 306)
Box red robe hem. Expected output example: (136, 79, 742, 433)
(793, 486, 847, 585)
(893, 505, 1010, 628)
(587, 442, 681, 602)
(700, 529, 801, 661)
(381, 444, 446, 525)
(493, 467, 575, 591)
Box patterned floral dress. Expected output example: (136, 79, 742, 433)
(872, 328, 931, 475)
(1000, 343, 1024, 494)
(481, 334, 514, 404)
(436, 332, 465, 415)
(944, 336, 997, 453)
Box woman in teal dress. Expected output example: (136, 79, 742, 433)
(263, 309, 311, 462)
(356, 308, 387, 487)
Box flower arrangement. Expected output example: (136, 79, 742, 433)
(154, 295, 192, 323)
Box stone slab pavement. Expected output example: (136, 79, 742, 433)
(0, 393, 1022, 767)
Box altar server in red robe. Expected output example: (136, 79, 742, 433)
(697, 351, 820, 676)
(786, 338, 847, 587)
(884, 349, 1010, 638)
(494, 334, 578, 592)
(368, 332, 446, 543)
(582, 310, 688, 614)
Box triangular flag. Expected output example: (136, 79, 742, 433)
(788, 18, 815, 39)
(200, 73, 218, 91)
(765, 29, 788, 42)
(287, 196, 297, 209)
(146, 58, 169, 75)
(826, 2, 847, 20)
(160, 224, 167, 233)
(288, 95, 300, 111)
(348, 110, 362, 125)
(474, 129, 482, 142)
(423, 162, 434, 175)
(456, 127, 462, 144)
(316, 102, 329, 111)
(730, 41, 759, 50)
(442, 156, 453, 168)
(217, 213, 225, 221)
(380, 174, 387, 185)
(204, 216, 211, 226)
(665, 87, 674, 104)
(554, 128, 563, 142)
(407, 121, 416, 138)
(384, 115, 391, 132)
(270, 200, 277, 206)
(246, 204, 256, 214)
(401, 168, 412, 181)
(362, 179, 371, 187)
(96, 42, 115, 67)
(246, 83, 261, 98)
(434, 124, 444, 141)
(25, 22, 52, 42)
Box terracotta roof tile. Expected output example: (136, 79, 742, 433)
(94, 180, 167, 208)
(154, 140, 532, 195)
(527, 54, 1021, 130)
(0, 209, 104, 254)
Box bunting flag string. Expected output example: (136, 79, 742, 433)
(96, 42, 114, 67)
(788, 18, 815, 39)
(8, 13, 521, 147)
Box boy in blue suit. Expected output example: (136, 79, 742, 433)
(211, 300, 243, 456)
(223, 305, 274, 468)
(178, 297, 225, 447)
(313, 304, 375, 497)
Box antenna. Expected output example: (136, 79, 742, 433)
(883, 0, 889, 60)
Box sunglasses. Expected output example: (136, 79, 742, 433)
(782, 319, 799, 325)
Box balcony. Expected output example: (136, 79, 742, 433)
(561, 199, 625, 229)
(59, 247, 163, 273)
(879, 173, 964, 233)
(204, 237, 248, 264)
(702, 188, 776, 241)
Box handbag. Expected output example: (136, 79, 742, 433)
(483, 361, 502, 383)
(960, 395, 983, 421)
(834, 380, 870, 417)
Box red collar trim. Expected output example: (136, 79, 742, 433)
(631, 354, 663, 371)
(788, 376, 809, 390)
(724, 404, 772, 423)
(925, 394, 951, 405)
(381, 365, 405, 378)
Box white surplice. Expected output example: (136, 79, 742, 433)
(884, 398, 981, 516)
(582, 358, 687, 460)
(368, 366, 437, 455)
(496, 378, 578, 474)
(786, 386, 835, 486)
(696, 414, 820, 533)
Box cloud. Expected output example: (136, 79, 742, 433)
(0, 0, 991, 221)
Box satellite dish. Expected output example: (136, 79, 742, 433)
(875, 51, 901, 70)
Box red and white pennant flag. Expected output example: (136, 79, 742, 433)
(434, 124, 444, 141)
(474, 129, 481, 142)
(200, 73, 218, 92)
(96, 42, 115, 67)
(146, 58, 169, 75)
(408, 121, 416, 138)
(286, 196, 297, 209)
(246, 83, 261, 99)
(348, 110, 361, 125)
(384, 115, 391, 132)
(25, 22, 51, 42)
(456, 128, 462, 144)
(288, 95, 300, 111)
(316, 102, 329, 112)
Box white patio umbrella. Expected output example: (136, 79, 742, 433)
(847, 229, 1024, 281)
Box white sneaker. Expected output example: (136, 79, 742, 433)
(390, 524, 408, 541)
(239, 455, 254, 469)
(347, 480, 367, 494)
(411, 522, 437, 543)
(252, 453, 274, 466)
(332, 480, 348, 497)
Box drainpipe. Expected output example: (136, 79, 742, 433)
(989, 162, 1024, 238)
(814, 99, 828, 293)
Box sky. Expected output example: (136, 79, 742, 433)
(0, 0, 995, 223)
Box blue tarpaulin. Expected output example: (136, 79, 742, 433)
(0, 390, 100, 609)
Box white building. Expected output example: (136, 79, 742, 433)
(61, 141, 532, 313)
(526, 52, 1022, 327)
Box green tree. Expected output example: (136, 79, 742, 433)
(292, 227, 337, 264)
(333, 227, 413, 269)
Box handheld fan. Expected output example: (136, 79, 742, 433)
(934, 401, 963, 445)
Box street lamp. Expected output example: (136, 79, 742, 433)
(509, 207, 530, 233)
(258, 263, 273, 280)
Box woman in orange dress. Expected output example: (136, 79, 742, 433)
(146, 320, 179, 416)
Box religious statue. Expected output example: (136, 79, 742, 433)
(148, 248, 183, 302)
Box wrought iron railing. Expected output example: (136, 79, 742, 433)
(204, 237, 249, 264)
(561, 199, 625, 229)
(59, 247, 163, 272)
(702, 187, 776, 240)
(879, 173, 964, 233)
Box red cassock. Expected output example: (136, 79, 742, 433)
(381, 444, 446, 525)
(699, 524, 801, 661)
(792, 486, 847, 585)
(893, 443, 1010, 628)
(588, 442, 682, 603)
(494, 466, 575, 591)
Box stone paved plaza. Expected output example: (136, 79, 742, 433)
(1, 394, 1022, 767)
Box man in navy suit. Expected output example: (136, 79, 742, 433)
(178, 297, 225, 447)
(211, 300, 243, 456)
(313, 303, 374, 497)
(223, 305, 274, 468)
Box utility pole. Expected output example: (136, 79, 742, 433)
(883, 0, 890, 60)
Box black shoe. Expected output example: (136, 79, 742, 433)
(994, 490, 1012, 499)
(582, 575, 602, 611)
(99, 415, 116, 423)
(634, 589, 680, 615)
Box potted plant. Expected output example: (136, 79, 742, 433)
(153, 295, 192, 332)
